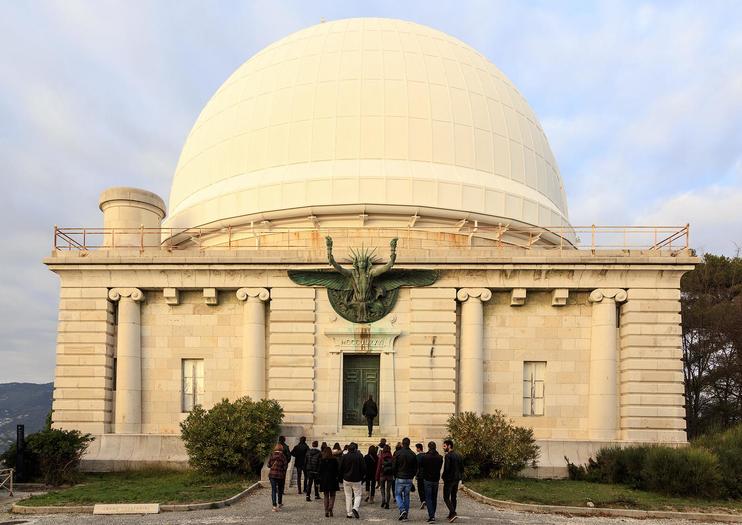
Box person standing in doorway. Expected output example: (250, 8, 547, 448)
(305, 440, 322, 501)
(415, 443, 426, 509)
(362, 394, 378, 437)
(339, 442, 365, 519)
(376, 443, 394, 509)
(420, 441, 443, 523)
(268, 444, 288, 512)
(442, 439, 463, 523)
(393, 437, 417, 521)
(319, 445, 340, 518)
(291, 436, 309, 495)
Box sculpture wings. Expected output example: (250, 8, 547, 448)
(287, 269, 439, 292)
(287, 270, 352, 290)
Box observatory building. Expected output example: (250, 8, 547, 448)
(45, 18, 695, 474)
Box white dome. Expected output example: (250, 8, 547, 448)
(165, 17, 570, 233)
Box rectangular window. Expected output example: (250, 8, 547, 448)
(182, 359, 204, 412)
(522, 361, 546, 416)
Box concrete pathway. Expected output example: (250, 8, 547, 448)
(0, 486, 731, 524)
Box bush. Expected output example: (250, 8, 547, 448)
(446, 410, 539, 479)
(694, 424, 742, 498)
(642, 446, 722, 498)
(180, 397, 283, 475)
(587, 446, 649, 488)
(0, 428, 93, 485)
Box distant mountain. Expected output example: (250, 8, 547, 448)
(0, 382, 53, 453)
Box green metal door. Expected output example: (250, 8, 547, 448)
(342, 354, 380, 426)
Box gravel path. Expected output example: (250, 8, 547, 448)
(0, 487, 732, 524)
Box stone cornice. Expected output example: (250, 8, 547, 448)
(236, 288, 270, 302)
(108, 287, 144, 302)
(457, 288, 492, 302)
(589, 288, 628, 303)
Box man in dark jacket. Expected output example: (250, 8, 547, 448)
(420, 442, 444, 523)
(304, 440, 322, 501)
(361, 394, 378, 437)
(415, 443, 426, 509)
(393, 437, 417, 521)
(291, 436, 309, 495)
(339, 442, 365, 519)
(442, 439, 463, 522)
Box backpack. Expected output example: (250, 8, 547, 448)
(382, 456, 394, 475)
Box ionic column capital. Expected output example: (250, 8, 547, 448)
(589, 288, 627, 304)
(456, 288, 492, 302)
(236, 288, 270, 302)
(108, 288, 144, 302)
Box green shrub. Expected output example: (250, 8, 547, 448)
(642, 446, 722, 498)
(693, 424, 742, 498)
(0, 428, 93, 485)
(180, 397, 283, 475)
(588, 446, 649, 487)
(446, 410, 539, 479)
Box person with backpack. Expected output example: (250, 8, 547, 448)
(361, 394, 378, 437)
(339, 442, 365, 519)
(291, 436, 309, 495)
(375, 443, 394, 509)
(415, 443, 426, 509)
(442, 439, 464, 523)
(420, 441, 444, 523)
(393, 437, 417, 521)
(319, 445, 340, 518)
(364, 444, 378, 503)
(267, 443, 288, 512)
(304, 440, 322, 501)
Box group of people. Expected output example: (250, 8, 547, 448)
(267, 435, 464, 523)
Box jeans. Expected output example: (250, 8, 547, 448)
(416, 476, 425, 502)
(269, 476, 284, 507)
(366, 416, 374, 436)
(424, 480, 439, 519)
(295, 465, 305, 493)
(364, 478, 376, 499)
(343, 480, 362, 515)
(394, 478, 413, 514)
(443, 479, 459, 517)
(380, 478, 393, 505)
(305, 474, 320, 498)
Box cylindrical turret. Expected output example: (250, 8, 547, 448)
(99, 187, 166, 248)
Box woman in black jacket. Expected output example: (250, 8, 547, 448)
(318, 446, 340, 517)
(363, 444, 378, 503)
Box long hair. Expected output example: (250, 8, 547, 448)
(321, 446, 333, 460)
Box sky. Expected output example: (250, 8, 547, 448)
(1, 0, 741, 383)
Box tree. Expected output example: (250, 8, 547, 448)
(682, 254, 742, 437)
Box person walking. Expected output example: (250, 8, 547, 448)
(319, 445, 340, 518)
(364, 444, 378, 503)
(361, 394, 378, 437)
(442, 439, 463, 523)
(291, 436, 309, 495)
(304, 440, 322, 501)
(278, 435, 290, 459)
(415, 443, 426, 509)
(375, 444, 394, 509)
(420, 441, 444, 523)
(339, 442, 365, 519)
(268, 443, 288, 512)
(393, 437, 417, 521)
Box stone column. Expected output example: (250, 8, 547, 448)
(588, 288, 627, 441)
(236, 288, 270, 400)
(109, 287, 144, 434)
(456, 288, 492, 414)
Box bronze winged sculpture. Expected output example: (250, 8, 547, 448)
(288, 236, 438, 323)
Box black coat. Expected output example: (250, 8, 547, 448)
(319, 456, 340, 492)
(442, 451, 464, 482)
(393, 447, 417, 480)
(364, 453, 378, 480)
(291, 441, 309, 468)
(420, 450, 444, 482)
(305, 447, 322, 475)
(362, 399, 378, 418)
(339, 450, 365, 482)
